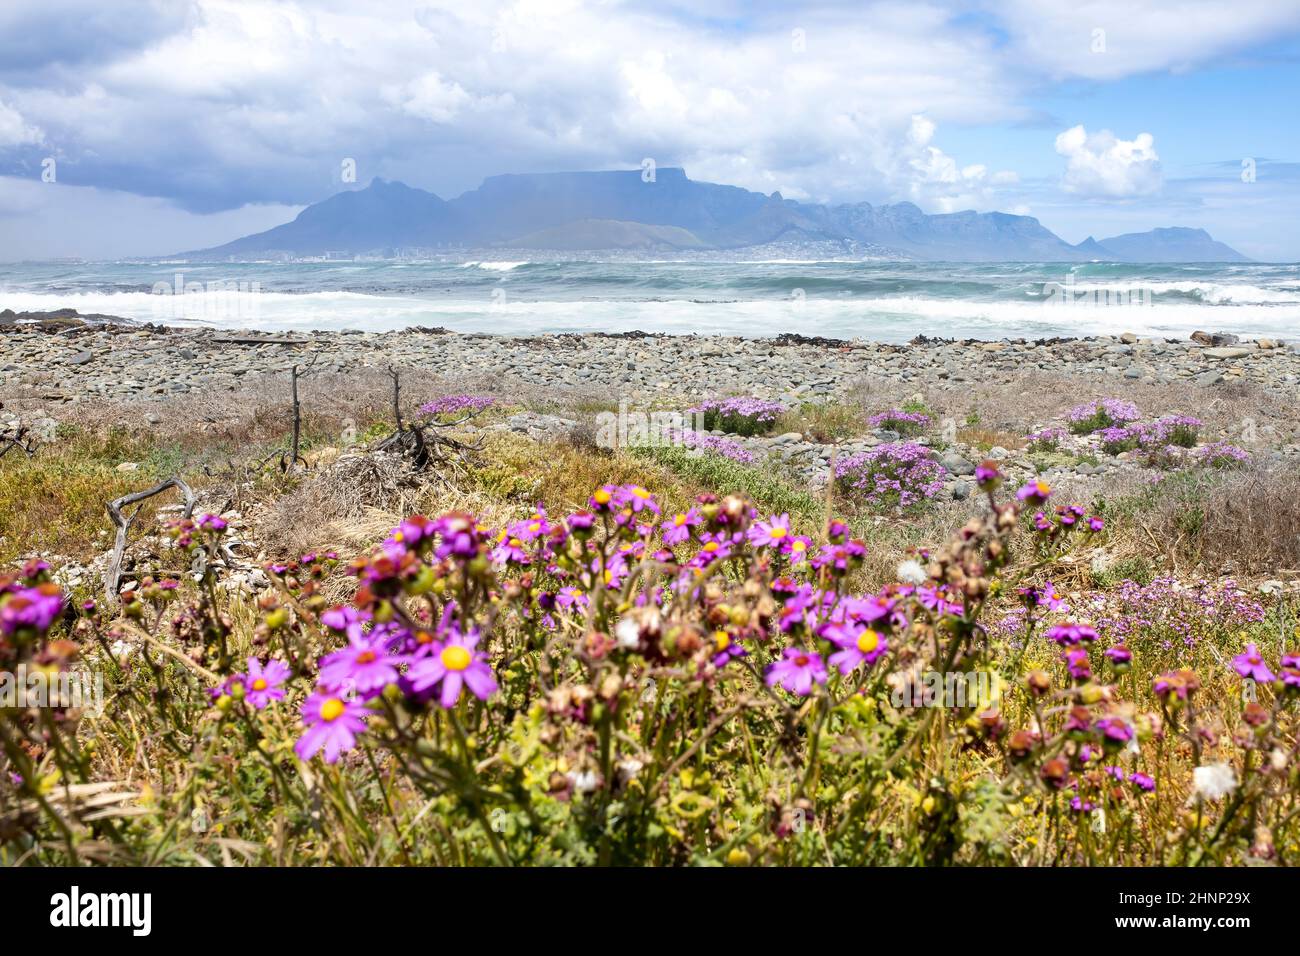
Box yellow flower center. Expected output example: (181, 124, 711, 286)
(674, 513, 688, 526)
(703, 541, 719, 552)
(593, 489, 612, 504)
(509, 538, 522, 548)
(528, 521, 541, 533)
(769, 526, 788, 539)
(632, 487, 650, 499)
(856, 629, 881, 654)
(320, 698, 345, 722)
(252, 678, 268, 691)
(791, 540, 807, 552)
(713, 630, 730, 652)
(441, 645, 472, 671)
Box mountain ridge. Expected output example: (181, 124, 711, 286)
(185, 169, 1250, 262)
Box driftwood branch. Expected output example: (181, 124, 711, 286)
(0, 403, 38, 460)
(0, 424, 35, 460)
(386, 365, 403, 431)
(243, 357, 321, 475)
(285, 357, 321, 472)
(104, 477, 197, 602)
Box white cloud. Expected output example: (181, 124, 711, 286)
(387, 73, 472, 123)
(0, 100, 43, 147)
(986, 0, 1300, 80)
(900, 114, 1019, 212)
(1055, 125, 1162, 198)
(0, 0, 1029, 213)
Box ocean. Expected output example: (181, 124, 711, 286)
(2, 259, 1297, 342)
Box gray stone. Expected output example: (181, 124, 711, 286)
(940, 452, 975, 475)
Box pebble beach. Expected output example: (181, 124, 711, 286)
(3, 313, 1296, 404)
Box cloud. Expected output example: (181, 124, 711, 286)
(0, 100, 43, 147)
(984, 0, 1300, 80)
(900, 114, 1019, 212)
(1055, 125, 1162, 198)
(0, 0, 1029, 213)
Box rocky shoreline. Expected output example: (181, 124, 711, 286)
(2, 312, 1296, 405)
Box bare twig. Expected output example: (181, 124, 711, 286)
(104, 478, 197, 602)
(286, 356, 320, 473)
(0, 425, 35, 460)
(0, 403, 37, 460)
(386, 365, 403, 431)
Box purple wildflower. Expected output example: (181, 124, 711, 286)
(295, 692, 369, 763)
(319, 632, 404, 698)
(405, 626, 497, 707)
(420, 394, 496, 416)
(0, 584, 63, 636)
(764, 647, 828, 696)
(1232, 643, 1275, 683)
(244, 657, 291, 710)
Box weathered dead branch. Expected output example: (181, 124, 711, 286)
(104, 477, 197, 602)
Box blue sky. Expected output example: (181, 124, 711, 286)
(0, 0, 1297, 260)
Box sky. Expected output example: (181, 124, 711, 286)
(0, 0, 1297, 261)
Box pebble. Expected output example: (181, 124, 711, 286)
(2, 327, 1296, 405)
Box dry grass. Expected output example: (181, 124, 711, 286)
(774, 401, 864, 442)
(1098, 461, 1300, 578)
(955, 426, 1027, 452)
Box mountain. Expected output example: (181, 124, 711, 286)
(504, 219, 708, 250)
(1092, 227, 1250, 262)
(193, 179, 461, 258)
(184, 169, 1249, 262)
(1072, 236, 1114, 259)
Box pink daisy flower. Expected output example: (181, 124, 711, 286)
(1232, 643, 1275, 683)
(765, 647, 828, 696)
(244, 657, 291, 710)
(748, 513, 792, 549)
(295, 692, 369, 763)
(825, 625, 889, 675)
(405, 627, 498, 708)
(661, 508, 701, 546)
(318, 633, 404, 698)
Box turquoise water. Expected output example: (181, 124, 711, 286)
(1, 259, 1296, 342)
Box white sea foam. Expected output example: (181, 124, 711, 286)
(1036, 280, 1300, 305)
(459, 260, 529, 271)
(3, 288, 1297, 343)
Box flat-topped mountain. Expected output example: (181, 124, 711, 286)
(186, 169, 1248, 262)
(1090, 227, 1249, 262)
